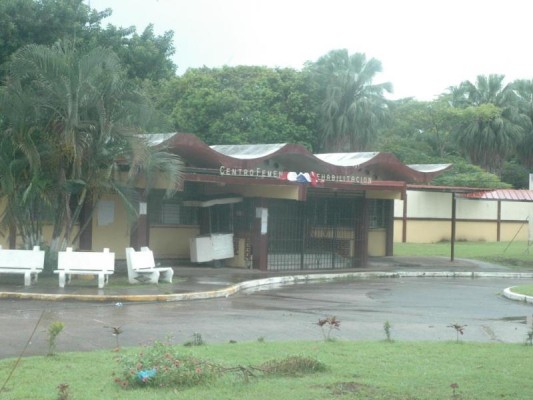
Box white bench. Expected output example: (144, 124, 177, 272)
(125, 247, 173, 284)
(0, 245, 45, 286)
(55, 247, 115, 289)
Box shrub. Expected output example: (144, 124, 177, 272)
(259, 355, 326, 376)
(115, 340, 219, 389)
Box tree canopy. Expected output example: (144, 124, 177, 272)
(165, 65, 319, 148)
(305, 49, 392, 152)
(0, 0, 176, 82)
(449, 75, 524, 176)
(2, 0, 532, 206)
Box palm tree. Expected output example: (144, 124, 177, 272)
(511, 79, 533, 168)
(307, 49, 392, 152)
(0, 78, 55, 249)
(1, 41, 182, 252)
(450, 74, 523, 175)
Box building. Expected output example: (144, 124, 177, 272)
(132, 133, 449, 270)
(0, 133, 451, 270)
(395, 187, 533, 244)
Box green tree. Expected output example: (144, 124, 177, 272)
(379, 98, 457, 160)
(500, 160, 529, 189)
(167, 66, 318, 148)
(0, 0, 105, 77)
(1, 41, 182, 252)
(88, 23, 177, 81)
(432, 157, 511, 188)
(450, 74, 524, 175)
(0, 128, 51, 249)
(305, 49, 392, 152)
(511, 79, 533, 169)
(0, 0, 176, 82)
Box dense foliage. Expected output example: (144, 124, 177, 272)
(0, 0, 176, 82)
(0, 0, 182, 251)
(162, 66, 319, 148)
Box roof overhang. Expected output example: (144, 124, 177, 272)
(154, 133, 451, 185)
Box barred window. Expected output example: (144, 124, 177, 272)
(148, 191, 199, 225)
(307, 197, 357, 228)
(369, 199, 389, 228)
(208, 204, 233, 233)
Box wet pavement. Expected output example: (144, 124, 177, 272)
(0, 256, 513, 299)
(1, 256, 532, 359)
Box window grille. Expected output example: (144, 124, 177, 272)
(148, 191, 199, 225)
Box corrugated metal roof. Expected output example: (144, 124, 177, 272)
(210, 143, 287, 159)
(408, 164, 453, 173)
(140, 133, 176, 145)
(315, 152, 379, 166)
(460, 189, 533, 201)
(154, 133, 452, 184)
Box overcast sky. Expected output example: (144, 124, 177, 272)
(88, 0, 533, 100)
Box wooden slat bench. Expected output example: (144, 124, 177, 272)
(125, 247, 173, 284)
(55, 247, 115, 289)
(0, 245, 45, 286)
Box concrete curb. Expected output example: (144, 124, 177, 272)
(2, 270, 533, 303)
(502, 287, 533, 304)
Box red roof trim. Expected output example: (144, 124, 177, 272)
(160, 133, 448, 184)
(460, 189, 533, 201)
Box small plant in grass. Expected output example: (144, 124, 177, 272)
(115, 340, 219, 389)
(47, 321, 64, 356)
(317, 316, 341, 341)
(448, 323, 467, 343)
(104, 325, 123, 351)
(526, 327, 533, 346)
(383, 321, 393, 342)
(450, 382, 460, 399)
(56, 383, 70, 400)
(184, 332, 205, 347)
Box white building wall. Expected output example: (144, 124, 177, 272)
(501, 202, 533, 242)
(400, 191, 452, 218)
(456, 198, 498, 220)
(501, 201, 532, 220)
(394, 190, 533, 243)
(395, 191, 533, 221)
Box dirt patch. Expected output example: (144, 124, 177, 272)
(321, 381, 374, 396)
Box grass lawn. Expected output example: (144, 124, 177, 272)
(394, 241, 533, 269)
(0, 340, 532, 400)
(509, 285, 533, 296)
(394, 242, 533, 296)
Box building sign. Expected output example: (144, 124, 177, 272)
(219, 166, 372, 184)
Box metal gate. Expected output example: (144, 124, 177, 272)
(267, 197, 364, 270)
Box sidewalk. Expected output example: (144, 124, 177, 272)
(0, 256, 526, 302)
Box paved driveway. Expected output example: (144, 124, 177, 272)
(1, 277, 532, 359)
